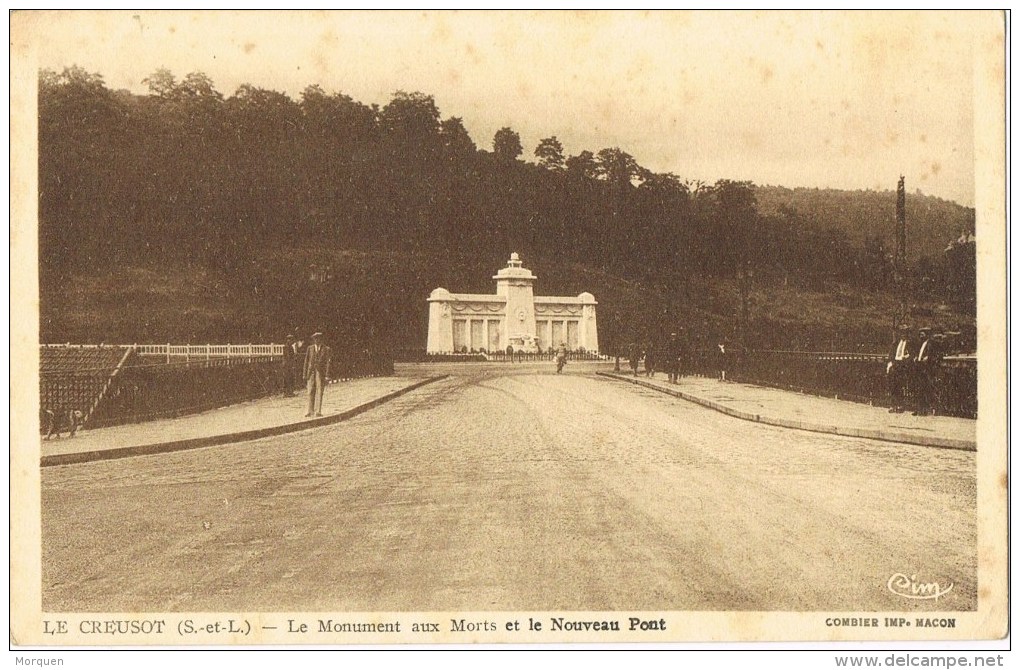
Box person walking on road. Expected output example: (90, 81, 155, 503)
(304, 331, 332, 417)
(555, 343, 568, 374)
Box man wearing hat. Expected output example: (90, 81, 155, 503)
(912, 327, 941, 415)
(664, 330, 683, 384)
(887, 324, 912, 413)
(282, 333, 296, 397)
(303, 331, 332, 417)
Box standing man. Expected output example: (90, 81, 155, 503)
(676, 326, 688, 380)
(282, 334, 296, 396)
(628, 342, 642, 377)
(912, 327, 940, 416)
(887, 324, 912, 413)
(717, 338, 729, 381)
(644, 340, 656, 378)
(666, 331, 681, 384)
(304, 331, 332, 417)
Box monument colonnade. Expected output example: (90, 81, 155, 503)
(426, 253, 598, 354)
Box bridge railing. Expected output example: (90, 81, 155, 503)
(397, 349, 608, 363)
(677, 348, 977, 419)
(40, 344, 394, 428)
(134, 343, 285, 362)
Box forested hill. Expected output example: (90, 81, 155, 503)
(755, 186, 975, 262)
(37, 67, 976, 347)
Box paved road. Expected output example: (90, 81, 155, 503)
(42, 369, 975, 612)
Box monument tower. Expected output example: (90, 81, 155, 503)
(494, 252, 538, 348)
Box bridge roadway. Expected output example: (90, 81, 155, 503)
(42, 367, 976, 612)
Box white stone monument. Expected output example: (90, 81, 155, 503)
(427, 253, 598, 354)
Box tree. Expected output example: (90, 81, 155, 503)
(535, 136, 565, 170)
(859, 235, 893, 290)
(440, 116, 476, 158)
(178, 71, 222, 101)
(493, 127, 523, 163)
(379, 90, 440, 141)
(713, 180, 759, 344)
(595, 147, 645, 186)
(565, 150, 598, 180)
(142, 67, 177, 99)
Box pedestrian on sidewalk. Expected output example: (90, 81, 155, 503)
(282, 334, 296, 396)
(911, 327, 941, 416)
(665, 331, 681, 384)
(717, 339, 729, 381)
(293, 334, 307, 388)
(644, 341, 656, 378)
(304, 332, 332, 417)
(628, 342, 642, 377)
(887, 324, 913, 413)
(676, 326, 688, 380)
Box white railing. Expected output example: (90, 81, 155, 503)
(43, 342, 285, 362)
(135, 343, 284, 362)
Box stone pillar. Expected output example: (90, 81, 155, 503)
(578, 292, 599, 353)
(427, 288, 455, 353)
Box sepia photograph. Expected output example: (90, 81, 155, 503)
(9, 9, 1008, 650)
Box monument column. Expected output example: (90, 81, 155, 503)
(426, 288, 455, 353)
(494, 252, 537, 350)
(578, 292, 599, 353)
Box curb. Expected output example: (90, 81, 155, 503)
(598, 373, 976, 452)
(41, 376, 449, 467)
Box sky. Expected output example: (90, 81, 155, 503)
(17, 10, 992, 206)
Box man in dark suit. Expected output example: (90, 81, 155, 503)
(887, 324, 912, 413)
(282, 334, 296, 396)
(665, 331, 682, 384)
(912, 327, 941, 415)
(304, 332, 332, 417)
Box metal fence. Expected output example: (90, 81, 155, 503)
(673, 349, 977, 419)
(484, 351, 607, 363)
(398, 350, 608, 363)
(135, 343, 285, 362)
(40, 344, 394, 429)
(85, 358, 283, 427)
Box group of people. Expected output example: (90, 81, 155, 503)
(626, 330, 732, 384)
(282, 331, 333, 417)
(886, 325, 944, 415)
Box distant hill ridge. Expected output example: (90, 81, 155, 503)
(754, 185, 975, 261)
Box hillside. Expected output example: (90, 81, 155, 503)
(37, 69, 976, 353)
(40, 249, 976, 355)
(755, 186, 975, 261)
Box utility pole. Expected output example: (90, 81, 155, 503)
(894, 175, 907, 329)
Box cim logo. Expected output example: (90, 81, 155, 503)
(887, 573, 954, 601)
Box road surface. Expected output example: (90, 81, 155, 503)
(42, 368, 976, 612)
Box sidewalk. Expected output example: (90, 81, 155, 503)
(600, 372, 976, 451)
(41, 375, 445, 466)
